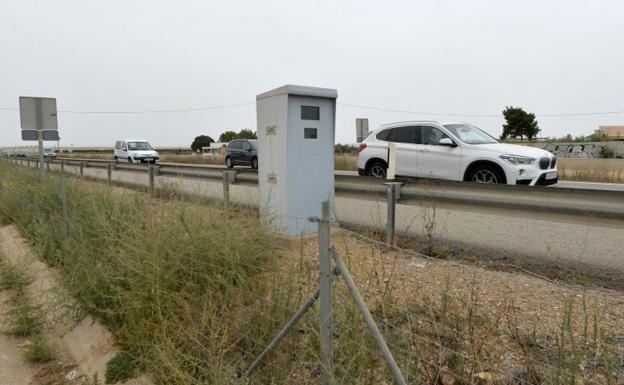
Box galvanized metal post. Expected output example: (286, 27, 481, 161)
(35, 98, 45, 183)
(59, 161, 69, 239)
(319, 200, 332, 385)
(240, 287, 321, 382)
(107, 162, 112, 186)
(222, 171, 230, 207)
(46, 159, 50, 172)
(80, 161, 84, 177)
(332, 250, 408, 385)
(148, 165, 155, 197)
(386, 183, 395, 246)
(384, 182, 402, 247)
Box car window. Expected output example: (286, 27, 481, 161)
(122, 142, 127, 151)
(229, 140, 241, 150)
(376, 129, 392, 141)
(419, 126, 449, 145)
(242, 141, 251, 150)
(127, 142, 153, 151)
(390, 126, 419, 144)
(443, 124, 498, 144)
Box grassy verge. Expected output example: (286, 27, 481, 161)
(0, 160, 622, 384)
(0, 259, 56, 363)
(558, 158, 624, 183)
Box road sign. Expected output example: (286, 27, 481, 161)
(19, 96, 59, 182)
(19, 97, 58, 130)
(21, 130, 60, 141)
(356, 118, 369, 143)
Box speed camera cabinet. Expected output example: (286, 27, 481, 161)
(256, 85, 338, 235)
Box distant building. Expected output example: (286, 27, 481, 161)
(202, 142, 228, 155)
(595, 126, 624, 140)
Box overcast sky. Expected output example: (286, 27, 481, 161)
(1, 0, 623, 148)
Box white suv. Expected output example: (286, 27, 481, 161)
(357, 121, 557, 186)
(114, 139, 160, 164)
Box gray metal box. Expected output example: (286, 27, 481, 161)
(256, 85, 337, 235)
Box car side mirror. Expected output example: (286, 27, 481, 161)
(439, 138, 457, 147)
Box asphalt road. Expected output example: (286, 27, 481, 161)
(45, 162, 624, 272)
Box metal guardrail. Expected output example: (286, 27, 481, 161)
(25, 157, 624, 220)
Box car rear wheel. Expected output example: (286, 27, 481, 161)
(226, 156, 234, 169)
(469, 165, 503, 184)
(251, 157, 258, 169)
(367, 160, 387, 178)
(127, 157, 132, 163)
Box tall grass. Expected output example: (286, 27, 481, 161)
(558, 159, 624, 183)
(0, 161, 621, 384)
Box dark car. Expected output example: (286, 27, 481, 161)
(225, 139, 258, 169)
(10, 151, 27, 157)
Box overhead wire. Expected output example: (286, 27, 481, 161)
(1, 101, 624, 117)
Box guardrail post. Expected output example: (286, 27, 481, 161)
(319, 200, 332, 385)
(222, 171, 230, 207)
(148, 165, 155, 197)
(384, 182, 401, 246)
(80, 161, 84, 177)
(107, 162, 112, 186)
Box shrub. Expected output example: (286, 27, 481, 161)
(600, 146, 615, 158)
(22, 337, 56, 363)
(105, 352, 137, 384)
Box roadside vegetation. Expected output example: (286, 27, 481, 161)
(0, 160, 622, 384)
(558, 159, 624, 183)
(0, 258, 57, 363)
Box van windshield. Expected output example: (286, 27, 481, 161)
(127, 142, 153, 151)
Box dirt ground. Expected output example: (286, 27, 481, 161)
(0, 225, 151, 385)
(289, 229, 624, 373)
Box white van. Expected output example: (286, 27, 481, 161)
(114, 139, 160, 164)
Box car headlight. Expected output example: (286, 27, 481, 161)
(499, 155, 536, 165)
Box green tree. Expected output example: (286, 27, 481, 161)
(236, 129, 257, 139)
(190, 135, 214, 152)
(218, 129, 257, 142)
(218, 131, 238, 142)
(501, 106, 540, 141)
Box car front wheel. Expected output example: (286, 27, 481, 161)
(366, 161, 387, 178)
(469, 165, 503, 184)
(226, 157, 234, 169)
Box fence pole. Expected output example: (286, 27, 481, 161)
(222, 171, 230, 207)
(319, 200, 332, 385)
(46, 159, 50, 172)
(148, 164, 155, 197)
(80, 161, 84, 177)
(332, 250, 408, 385)
(59, 161, 69, 239)
(107, 162, 112, 186)
(239, 287, 321, 382)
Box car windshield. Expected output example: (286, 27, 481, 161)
(443, 124, 498, 144)
(127, 142, 153, 151)
(44, 148, 54, 152)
